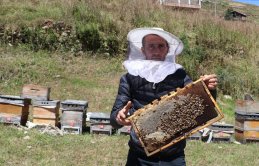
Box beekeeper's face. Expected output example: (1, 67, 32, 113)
(141, 34, 169, 61)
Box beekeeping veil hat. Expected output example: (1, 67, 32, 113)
(123, 27, 184, 83)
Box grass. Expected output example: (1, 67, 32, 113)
(0, 0, 75, 25)
(217, 97, 236, 123)
(1, 0, 259, 165)
(1, 124, 259, 166)
(185, 140, 259, 166)
(0, 124, 129, 166)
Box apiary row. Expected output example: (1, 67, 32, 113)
(0, 83, 131, 135)
(0, 94, 87, 133)
(0, 91, 228, 139)
(2, 94, 258, 143)
(1, 84, 258, 144)
(0, 93, 132, 135)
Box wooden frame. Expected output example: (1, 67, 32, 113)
(128, 79, 224, 156)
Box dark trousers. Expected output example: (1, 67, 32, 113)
(125, 149, 186, 166)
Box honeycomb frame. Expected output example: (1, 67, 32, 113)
(128, 79, 224, 156)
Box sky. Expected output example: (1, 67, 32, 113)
(233, 0, 259, 6)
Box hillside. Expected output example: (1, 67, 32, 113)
(0, 0, 259, 102)
(202, 0, 259, 23)
(1, 1, 259, 165)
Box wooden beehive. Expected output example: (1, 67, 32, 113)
(235, 128, 259, 143)
(21, 84, 51, 101)
(128, 79, 224, 156)
(88, 112, 110, 124)
(60, 100, 88, 134)
(235, 100, 259, 143)
(209, 122, 234, 143)
(32, 100, 60, 126)
(90, 123, 113, 135)
(187, 131, 201, 141)
(88, 112, 112, 135)
(0, 95, 30, 126)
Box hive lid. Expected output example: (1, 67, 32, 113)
(235, 111, 259, 120)
(0, 95, 27, 106)
(128, 79, 224, 156)
(235, 100, 259, 114)
(61, 100, 88, 106)
(211, 122, 234, 128)
(87, 112, 110, 120)
(32, 100, 60, 108)
(61, 100, 88, 111)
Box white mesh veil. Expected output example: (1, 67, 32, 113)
(123, 28, 184, 83)
(126, 28, 183, 62)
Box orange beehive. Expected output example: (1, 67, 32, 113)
(0, 95, 30, 126)
(235, 100, 259, 143)
(32, 100, 60, 126)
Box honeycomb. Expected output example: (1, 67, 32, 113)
(128, 79, 224, 156)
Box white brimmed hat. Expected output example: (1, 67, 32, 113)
(127, 27, 184, 62)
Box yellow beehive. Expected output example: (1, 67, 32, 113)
(0, 95, 30, 125)
(235, 100, 259, 143)
(32, 100, 60, 126)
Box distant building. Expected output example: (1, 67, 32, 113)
(231, 10, 247, 21)
(160, 0, 202, 9)
(225, 9, 247, 21)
